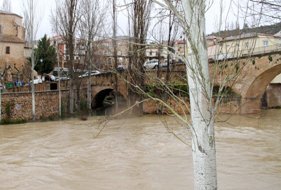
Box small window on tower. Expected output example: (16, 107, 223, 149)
(6, 46, 10, 54)
(263, 40, 269, 47)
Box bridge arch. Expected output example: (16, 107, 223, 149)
(241, 60, 281, 113)
(91, 87, 127, 113)
(92, 88, 114, 109)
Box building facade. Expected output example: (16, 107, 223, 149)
(208, 33, 281, 60)
(0, 11, 25, 80)
(50, 35, 86, 70)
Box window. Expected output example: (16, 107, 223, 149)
(263, 40, 269, 47)
(0, 25, 2, 34)
(6, 46, 10, 54)
(244, 42, 249, 48)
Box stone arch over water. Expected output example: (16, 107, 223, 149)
(92, 88, 127, 115)
(92, 88, 114, 109)
(240, 55, 281, 113)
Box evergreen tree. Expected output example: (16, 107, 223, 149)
(34, 35, 57, 74)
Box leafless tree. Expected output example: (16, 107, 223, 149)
(23, 0, 38, 121)
(249, 0, 281, 22)
(148, 0, 218, 189)
(112, 0, 119, 111)
(79, 0, 106, 112)
(129, 0, 153, 114)
(53, 0, 81, 114)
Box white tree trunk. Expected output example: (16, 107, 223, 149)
(87, 71, 92, 111)
(57, 57, 62, 117)
(182, 0, 217, 189)
(30, 0, 36, 121)
(86, 44, 92, 112)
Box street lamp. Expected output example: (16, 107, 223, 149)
(39, 58, 45, 77)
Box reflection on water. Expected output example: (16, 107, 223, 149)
(0, 110, 281, 190)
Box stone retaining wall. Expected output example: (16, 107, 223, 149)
(1, 91, 69, 121)
(143, 97, 241, 115)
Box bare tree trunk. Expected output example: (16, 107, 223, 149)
(86, 66, 92, 111)
(29, 0, 36, 121)
(67, 0, 79, 114)
(165, 9, 173, 82)
(52, 0, 80, 114)
(87, 42, 93, 112)
(181, 0, 217, 189)
(130, 0, 152, 114)
(0, 85, 2, 122)
(78, 0, 105, 113)
(113, 0, 119, 113)
(57, 50, 62, 117)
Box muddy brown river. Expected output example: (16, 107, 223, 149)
(0, 110, 281, 190)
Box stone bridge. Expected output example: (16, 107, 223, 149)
(220, 52, 281, 114)
(6, 52, 279, 115)
(77, 73, 128, 110)
(83, 51, 281, 114)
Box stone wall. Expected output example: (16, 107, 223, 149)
(0, 13, 24, 39)
(0, 42, 25, 72)
(1, 90, 69, 121)
(143, 97, 241, 115)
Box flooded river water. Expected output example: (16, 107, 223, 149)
(0, 110, 281, 190)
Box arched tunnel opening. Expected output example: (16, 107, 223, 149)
(92, 89, 127, 115)
(261, 74, 281, 110)
(241, 62, 281, 114)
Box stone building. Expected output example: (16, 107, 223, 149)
(208, 32, 281, 60)
(94, 36, 132, 69)
(0, 11, 25, 80)
(207, 22, 281, 60)
(50, 35, 86, 70)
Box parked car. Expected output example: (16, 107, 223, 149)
(52, 67, 69, 77)
(143, 59, 159, 69)
(30, 78, 43, 84)
(79, 70, 101, 78)
(54, 76, 70, 81)
(44, 74, 56, 81)
(143, 59, 169, 69)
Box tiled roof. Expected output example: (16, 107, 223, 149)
(0, 35, 24, 43)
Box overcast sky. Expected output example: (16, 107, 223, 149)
(1, 0, 243, 39)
